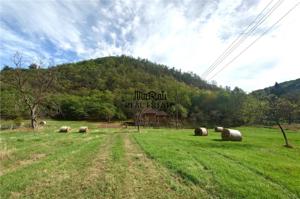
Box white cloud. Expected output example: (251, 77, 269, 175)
(1, 0, 299, 91)
(130, 0, 300, 92)
(204, 0, 300, 92)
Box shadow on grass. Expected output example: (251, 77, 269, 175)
(212, 139, 225, 142)
(187, 138, 257, 150)
(189, 134, 210, 137)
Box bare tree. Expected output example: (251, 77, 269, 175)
(10, 52, 55, 129)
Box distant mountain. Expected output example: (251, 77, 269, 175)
(251, 78, 300, 102)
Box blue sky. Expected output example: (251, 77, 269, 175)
(0, 0, 299, 92)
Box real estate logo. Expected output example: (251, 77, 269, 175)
(124, 90, 174, 110)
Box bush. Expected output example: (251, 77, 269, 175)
(13, 117, 24, 127)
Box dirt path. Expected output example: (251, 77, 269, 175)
(82, 134, 115, 184)
(121, 133, 210, 199)
(78, 133, 119, 198)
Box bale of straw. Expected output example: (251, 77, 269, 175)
(215, 126, 224, 132)
(59, 126, 71, 133)
(221, 129, 242, 141)
(39, 121, 47, 126)
(79, 126, 88, 133)
(194, 127, 208, 136)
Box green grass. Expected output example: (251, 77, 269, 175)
(134, 127, 300, 199)
(112, 134, 125, 162)
(0, 121, 107, 198)
(1, 122, 299, 198)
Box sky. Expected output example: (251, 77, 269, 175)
(0, 0, 299, 92)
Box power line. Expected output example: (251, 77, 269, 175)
(208, 2, 299, 81)
(201, 0, 277, 78)
(202, 0, 284, 79)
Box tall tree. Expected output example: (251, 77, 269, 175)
(9, 52, 55, 129)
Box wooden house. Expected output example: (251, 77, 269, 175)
(135, 108, 169, 126)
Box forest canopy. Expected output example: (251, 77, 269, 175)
(1, 55, 299, 127)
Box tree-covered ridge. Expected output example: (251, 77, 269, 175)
(252, 78, 300, 102)
(55, 56, 219, 91)
(1, 55, 299, 127)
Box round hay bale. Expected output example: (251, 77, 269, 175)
(214, 126, 224, 132)
(194, 127, 208, 136)
(221, 129, 242, 141)
(39, 121, 47, 126)
(59, 126, 71, 133)
(79, 126, 88, 133)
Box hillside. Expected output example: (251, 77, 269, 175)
(2, 56, 217, 89)
(54, 56, 219, 91)
(252, 78, 300, 102)
(1, 56, 299, 126)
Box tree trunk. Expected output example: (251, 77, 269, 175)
(137, 112, 141, 132)
(277, 121, 292, 148)
(288, 114, 292, 125)
(30, 106, 37, 129)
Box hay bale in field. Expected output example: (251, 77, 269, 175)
(39, 121, 47, 126)
(59, 126, 71, 133)
(221, 129, 242, 141)
(215, 126, 224, 132)
(79, 126, 88, 133)
(194, 127, 208, 136)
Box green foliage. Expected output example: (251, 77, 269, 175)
(241, 96, 267, 124)
(1, 65, 13, 71)
(1, 56, 299, 125)
(60, 95, 87, 120)
(13, 116, 23, 126)
(252, 78, 300, 103)
(0, 88, 27, 119)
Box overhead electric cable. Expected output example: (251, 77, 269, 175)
(207, 3, 299, 80)
(202, 0, 284, 79)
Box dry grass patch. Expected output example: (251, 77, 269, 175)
(0, 148, 15, 161)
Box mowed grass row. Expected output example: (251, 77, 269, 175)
(134, 127, 300, 199)
(1, 123, 300, 199)
(0, 121, 108, 198)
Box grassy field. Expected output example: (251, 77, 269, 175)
(0, 121, 299, 199)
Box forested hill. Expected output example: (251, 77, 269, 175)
(0, 55, 237, 125)
(57, 56, 219, 91)
(1, 56, 299, 126)
(252, 78, 300, 102)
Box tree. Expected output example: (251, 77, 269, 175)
(241, 96, 267, 124)
(28, 63, 39, 69)
(1, 65, 13, 71)
(266, 95, 292, 148)
(9, 52, 55, 129)
(100, 103, 116, 122)
(60, 96, 86, 120)
(0, 89, 23, 119)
